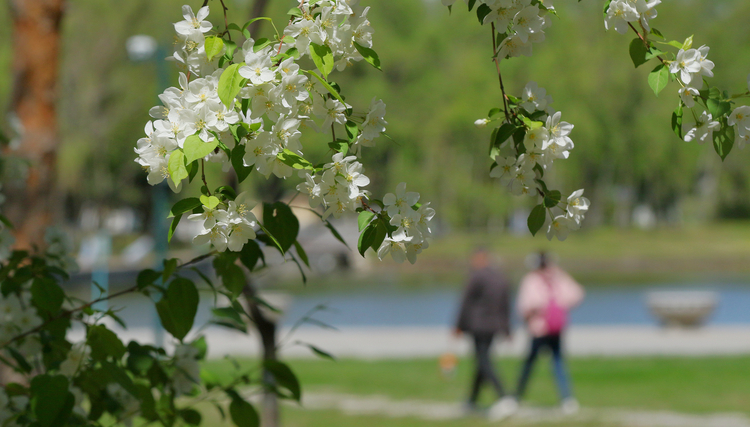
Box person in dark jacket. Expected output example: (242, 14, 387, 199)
(454, 247, 511, 410)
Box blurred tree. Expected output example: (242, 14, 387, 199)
(5, 0, 65, 249)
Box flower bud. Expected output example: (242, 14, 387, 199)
(474, 118, 490, 128)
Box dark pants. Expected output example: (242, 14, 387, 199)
(516, 333, 572, 400)
(468, 333, 505, 403)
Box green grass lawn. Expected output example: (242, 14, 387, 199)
(202, 356, 750, 420)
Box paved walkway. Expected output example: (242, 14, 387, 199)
(70, 324, 750, 358)
(300, 391, 750, 427)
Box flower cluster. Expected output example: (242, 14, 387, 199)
(604, 0, 661, 34)
(297, 153, 371, 220)
(443, 0, 553, 59)
(135, 1, 431, 260)
(188, 192, 258, 252)
(376, 183, 435, 264)
(0, 293, 42, 356)
(547, 189, 590, 241)
(728, 76, 750, 149)
(480, 82, 587, 240)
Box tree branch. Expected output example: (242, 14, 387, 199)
(0, 251, 217, 350)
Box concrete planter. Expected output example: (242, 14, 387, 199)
(646, 291, 718, 327)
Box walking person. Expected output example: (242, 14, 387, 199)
(505, 251, 585, 417)
(454, 248, 512, 413)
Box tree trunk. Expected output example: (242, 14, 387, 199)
(6, 0, 65, 249)
(243, 283, 280, 427)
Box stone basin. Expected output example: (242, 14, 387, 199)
(645, 290, 719, 327)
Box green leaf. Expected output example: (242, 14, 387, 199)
(169, 198, 201, 218)
(521, 116, 543, 130)
(277, 149, 314, 170)
(707, 98, 732, 119)
(543, 190, 562, 208)
(629, 37, 649, 68)
(200, 195, 221, 209)
(0, 214, 13, 229)
(328, 140, 349, 154)
(494, 123, 518, 147)
(262, 202, 300, 253)
(468, 0, 477, 11)
(293, 241, 310, 267)
(358, 211, 375, 231)
(476, 3, 492, 23)
(228, 392, 260, 427)
(324, 220, 349, 249)
(264, 360, 302, 402)
(713, 122, 735, 161)
(168, 149, 188, 187)
(214, 258, 245, 298)
(218, 63, 246, 108)
(212, 307, 247, 333)
(156, 278, 199, 341)
(644, 47, 665, 60)
(31, 278, 64, 313)
(231, 144, 254, 183)
(488, 107, 503, 118)
(300, 342, 336, 360)
(179, 408, 203, 426)
(168, 214, 182, 243)
(137, 269, 161, 290)
(527, 204, 547, 237)
(352, 42, 381, 71)
(163, 258, 179, 282)
(345, 120, 359, 141)
(183, 135, 219, 164)
(31, 375, 74, 427)
(682, 35, 693, 50)
(204, 36, 224, 62)
(287, 7, 302, 17)
(665, 40, 684, 49)
(257, 224, 284, 254)
(7, 347, 33, 373)
(307, 70, 346, 105)
(240, 239, 265, 271)
(358, 223, 377, 257)
(88, 324, 126, 361)
(647, 64, 669, 96)
(650, 27, 665, 39)
(310, 43, 335, 78)
(672, 103, 683, 139)
(253, 38, 273, 52)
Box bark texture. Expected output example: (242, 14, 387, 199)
(6, 0, 66, 249)
(243, 283, 280, 427)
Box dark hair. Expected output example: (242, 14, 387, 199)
(538, 251, 548, 269)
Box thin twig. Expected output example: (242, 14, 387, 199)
(201, 159, 211, 195)
(0, 251, 217, 350)
(219, 0, 231, 41)
(491, 23, 511, 122)
(629, 23, 665, 65)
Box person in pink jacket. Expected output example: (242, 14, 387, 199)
(493, 251, 585, 418)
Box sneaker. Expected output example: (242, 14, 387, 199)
(561, 397, 579, 415)
(488, 396, 518, 421)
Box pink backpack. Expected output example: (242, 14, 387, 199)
(541, 272, 568, 334)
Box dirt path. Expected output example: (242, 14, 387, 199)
(300, 391, 750, 427)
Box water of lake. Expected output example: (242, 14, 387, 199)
(281, 283, 750, 328)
